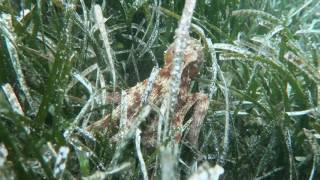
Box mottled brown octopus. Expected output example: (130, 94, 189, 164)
(87, 38, 209, 148)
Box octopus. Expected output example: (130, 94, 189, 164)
(87, 38, 209, 148)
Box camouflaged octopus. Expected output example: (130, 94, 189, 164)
(87, 38, 209, 148)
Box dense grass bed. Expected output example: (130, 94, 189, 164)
(0, 0, 319, 179)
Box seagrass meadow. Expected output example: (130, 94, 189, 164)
(0, 0, 319, 179)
